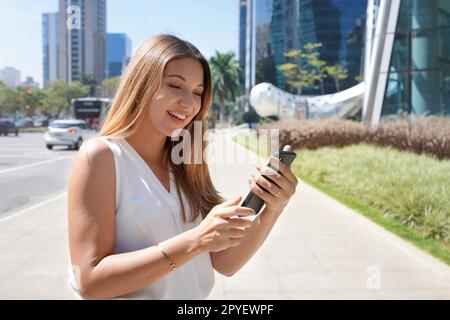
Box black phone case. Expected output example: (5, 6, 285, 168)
(241, 150, 297, 214)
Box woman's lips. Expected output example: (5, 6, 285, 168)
(167, 111, 186, 125)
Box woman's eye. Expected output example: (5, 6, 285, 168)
(168, 84, 181, 89)
(194, 92, 202, 97)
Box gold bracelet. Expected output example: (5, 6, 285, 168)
(157, 244, 176, 271)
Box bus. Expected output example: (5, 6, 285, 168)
(70, 97, 111, 131)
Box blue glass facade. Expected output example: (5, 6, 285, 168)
(382, 0, 450, 117)
(42, 12, 59, 87)
(239, 0, 247, 74)
(43, 13, 50, 86)
(106, 33, 131, 78)
(254, 0, 366, 94)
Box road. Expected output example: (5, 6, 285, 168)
(0, 132, 78, 220)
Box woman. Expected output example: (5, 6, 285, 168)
(67, 34, 298, 300)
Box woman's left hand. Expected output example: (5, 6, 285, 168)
(248, 145, 298, 216)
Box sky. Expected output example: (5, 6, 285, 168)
(0, 0, 239, 87)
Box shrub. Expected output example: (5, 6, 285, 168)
(260, 116, 450, 160)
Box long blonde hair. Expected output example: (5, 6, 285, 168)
(99, 34, 224, 223)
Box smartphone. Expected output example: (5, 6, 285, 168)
(241, 150, 297, 214)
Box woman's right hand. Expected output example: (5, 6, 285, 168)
(193, 196, 255, 252)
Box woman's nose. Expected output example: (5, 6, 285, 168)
(179, 91, 195, 110)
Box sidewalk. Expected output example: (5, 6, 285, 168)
(0, 131, 450, 299)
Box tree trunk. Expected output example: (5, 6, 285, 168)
(219, 93, 225, 124)
(334, 79, 340, 92)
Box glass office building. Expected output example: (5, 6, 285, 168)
(252, 0, 366, 94)
(42, 13, 60, 87)
(245, 0, 449, 123)
(382, 0, 450, 117)
(364, 0, 450, 126)
(298, 0, 366, 93)
(106, 33, 131, 78)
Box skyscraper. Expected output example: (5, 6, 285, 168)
(364, 0, 450, 126)
(239, 0, 247, 76)
(58, 0, 107, 84)
(0, 67, 21, 88)
(249, 0, 367, 94)
(42, 12, 60, 87)
(106, 33, 131, 78)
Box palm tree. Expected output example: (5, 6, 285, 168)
(209, 51, 241, 124)
(80, 74, 97, 96)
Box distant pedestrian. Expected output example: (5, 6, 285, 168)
(67, 34, 298, 300)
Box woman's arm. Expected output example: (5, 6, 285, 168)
(210, 207, 281, 277)
(210, 145, 298, 276)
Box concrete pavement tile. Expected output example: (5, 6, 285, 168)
(264, 243, 314, 259)
(316, 257, 372, 272)
(223, 272, 282, 293)
(221, 291, 285, 300)
(338, 241, 405, 257)
(0, 247, 42, 266)
(393, 289, 450, 299)
(326, 269, 450, 291)
(0, 232, 20, 248)
(380, 270, 450, 290)
(268, 256, 327, 273)
(328, 270, 373, 290)
(238, 258, 273, 274)
(277, 272, 340, 292)
(8, 254, 68, 278)
(0, 275, 75, 300)
(363, 255, 429, 271)
(284, 288, 450, 300)
(305, 243, 361, 258)
(0, 221, 38, 235)
(0, 263, 22, 278)
(288, 234, 346, 246)
(283, 290, 350, 299)
(5, 236, 54, 251)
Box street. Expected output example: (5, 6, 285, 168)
(0, 132, 77, 220)
(0, 130, 450, 299)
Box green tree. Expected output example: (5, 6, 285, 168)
(0, 84, 21, 117)
(277, 43, 327, 94)
(325, 63, 349, 92)
(209, 51, 242, 124)
(101, 76, 120, 98)
(42, 81, 89, 116)
(17, 87, 45, 116)
(256, 55, 278, 86)
(355, 75, 363, 83)
(80, 74, 97, 96)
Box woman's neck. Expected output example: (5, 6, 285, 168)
(125, 125, 167, 169)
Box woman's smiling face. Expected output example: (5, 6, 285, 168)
(144, 57, 204, 138)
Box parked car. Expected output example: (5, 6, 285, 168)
(44, 119, 96, 150)
(0, 118, 19, 136)
(15, 118, 34, 128)
(33, 118, 49, 127)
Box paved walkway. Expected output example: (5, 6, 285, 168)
(1, 130, 450, 299)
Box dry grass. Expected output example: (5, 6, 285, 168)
(260, 116, 450, 160)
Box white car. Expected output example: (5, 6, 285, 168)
(44, 119, 96, 150)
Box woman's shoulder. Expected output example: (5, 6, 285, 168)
(74, 136, 115, 174)
(68, 136, 116, 210)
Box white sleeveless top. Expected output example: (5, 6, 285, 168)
(67, 136, 215, 300)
